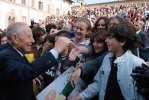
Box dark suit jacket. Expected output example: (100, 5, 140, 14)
(137, 31, 148, 47)
(139, 44, 149, 62)
(0, 43, 58, 100)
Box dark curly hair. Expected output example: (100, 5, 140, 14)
(107, 22, 138, 51)
(93, 17, 110, 31)
(45, 24, 57, 33)
(91, 30, 108, 58)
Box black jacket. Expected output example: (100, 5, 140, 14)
(0, 43, 58, 100)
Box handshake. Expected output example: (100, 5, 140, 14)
(131, 63, 149, 99)
(53, 37, 74, 54)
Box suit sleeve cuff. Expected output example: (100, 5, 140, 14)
(49, 49, 58, 59)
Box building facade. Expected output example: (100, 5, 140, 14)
(0, 0, 73, 29)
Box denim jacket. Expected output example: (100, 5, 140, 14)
(80, 50, 146, 100)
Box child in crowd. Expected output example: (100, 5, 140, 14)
(33, 35, 55, 91)
(40, 35, 55, 56)
(75, 30, 108, 86)
(79, 30, 108, 100)
(42, 31, 80, 89)
(72, 22, 147, 100)
(71, 17, 92, 63)
(31, 27, 47, 59)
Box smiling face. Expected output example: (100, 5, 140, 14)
(97, 19, 106, 31)
(105, 35, 125, 54)
(75, 21, 88, 41)
(12, 25, 35, 53)
(93, 38, 105, 53)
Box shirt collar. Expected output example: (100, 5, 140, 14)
(13, 47, 24, 57)
(136, 29, 141, 34)
(114, 50, 131, 64)
(36, 44, 42, 50)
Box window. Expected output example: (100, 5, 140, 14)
(48, 5, 50, 13)
(32, 0, 34, 7)
(22, 0, 25, 5)
(39, 2, 43, 10)
(56, 9, 60, 16)
(22, 16, 26, 22)
(63, 10, 65, 15)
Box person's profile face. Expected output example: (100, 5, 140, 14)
(105, 35, 124, 53)
(134, 22, 141, 31)
(15, 25, 35, 53)
(38, 33, 46, 44)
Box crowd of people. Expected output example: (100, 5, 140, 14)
(0, 1, 149, 100)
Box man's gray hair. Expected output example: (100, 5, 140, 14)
(6, 22, 27, 40)
(110, 15, 125, 23)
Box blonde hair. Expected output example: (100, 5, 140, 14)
(76, 17, 92, 38)
(76, 17, 92, 31)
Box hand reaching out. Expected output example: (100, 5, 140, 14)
(69, 44, 81, 61)
(54, 37, 73, 54)
(49, 29, 59, 36)
(76, 62, 84, 68)
(33, 75, 43, 88)
(69, 68, 82, 88)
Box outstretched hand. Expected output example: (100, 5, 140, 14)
(69, 68, 82, 88)
(33, 75, 43, 88)
(54, 37, 73, 54)
(49, 29, 59, 36)
(69, 44, 81, 61)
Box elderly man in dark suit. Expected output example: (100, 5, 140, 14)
(134, 21, 148, 47)
(0, 22, 72, 100)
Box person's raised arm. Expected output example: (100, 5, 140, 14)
(70, 51, 108, 87)
(0, 37, 73, 83)
(69, 44, 92, 61)
(51, 37, 73, 58)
